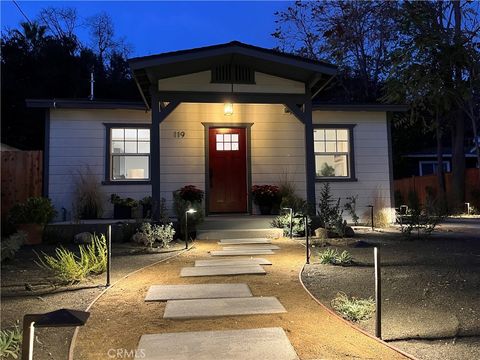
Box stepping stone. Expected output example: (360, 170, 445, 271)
(180, 265, 266, 277)
(210, 249, 275, 256)
(137, 327, 299, 360)
(163, 297, 286, 319)
(145, 284, 252, 301)
(222, 245, 280, 251)
(195, 258, 272, 267)
(218, 238, 272, 244)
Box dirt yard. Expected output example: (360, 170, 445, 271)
(302, 220, 480, 360)
(0, 242, 184, 360)
(72, 237, 408, 360)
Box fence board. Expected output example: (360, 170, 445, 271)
(1, 151, 43, 219)
(394, 168, 480, 208)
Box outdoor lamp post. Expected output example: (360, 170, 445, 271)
(282, 207, 293, 239)
(22, 309, 89, 360)
(304, 215, 310, 264)
(185, 209, 197, 249)
(367, 205, 374, 231)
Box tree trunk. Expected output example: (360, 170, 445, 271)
(435, 113, 447, 213)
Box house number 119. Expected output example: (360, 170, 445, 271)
(174, 131, 185, 138)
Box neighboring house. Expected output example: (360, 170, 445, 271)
(402, 147, 479, 177)
(27, 41, 405, 221)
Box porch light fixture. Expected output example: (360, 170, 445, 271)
(185, 209, 197, 249)
(224, 102, 234, 116)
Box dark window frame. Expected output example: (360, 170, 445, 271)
(313, 124, 357, 182)
(103, 123, 152, 185)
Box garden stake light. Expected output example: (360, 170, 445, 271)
(374, 247, 382, 339)
(106, 225, 112, 287)
(367, 205, 374, 230)
(22, 309, 89, 360)
(304, 216, 310, 264)
(283, 207, 293, 239)
(185, 209, 197, 249)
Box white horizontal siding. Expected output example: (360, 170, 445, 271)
(49, 109, 151, 220)
(313, 111, 393, 223)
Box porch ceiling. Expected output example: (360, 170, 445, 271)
(128, 41, 337, 109)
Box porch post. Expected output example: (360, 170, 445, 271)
(304, 88, 316, 213)
(150, 91, 161, 221)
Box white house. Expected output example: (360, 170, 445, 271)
(27, 41, 404, 222)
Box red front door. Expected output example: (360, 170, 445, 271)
(209, 128, 247, 213)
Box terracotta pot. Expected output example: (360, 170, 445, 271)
(17, 223, 44, 245)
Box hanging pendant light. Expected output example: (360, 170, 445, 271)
(224, 102, 234, 116)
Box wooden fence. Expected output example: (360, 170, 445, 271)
(394, 168, 480, 208)
(1, 151, 43, 219)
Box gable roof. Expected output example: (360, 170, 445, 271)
(128, 41, 337, 109)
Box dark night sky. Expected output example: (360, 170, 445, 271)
(1, 1, 292, 56)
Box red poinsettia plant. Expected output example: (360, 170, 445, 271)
(178, 185, 204, 203)
(251, 185, 280, 206)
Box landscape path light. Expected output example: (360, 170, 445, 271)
(22, 309, 89, 360)
(185, 209, 197, 249)
(367, 205, 374, 231)
(282, 207, 293, 239)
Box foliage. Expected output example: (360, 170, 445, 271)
(343, 195, 359, 225)
(8, 197, 57, 225)
(139, 196, 152, 207)
(320, 163, 335, 177)
(319, 248, 353, 266)
(251, 185, 280, 206)
(317, 183, 346, 235)
(470, 189, 480, 214)
(331, 292, 375, 322)
(36, 234, 107, 283)
(0, 322, 22, 359)
(177, 185, 204, 203)
(134, 222, 175, 248)
(277, 173, 308, 214)
(110, 194, 138, 208)
(400, 206, 444, 239)
(0, 231, 26, 262)
(173, 188, 204, 238)
(73, 166, 104, 220)
(270, 213, 310, 237)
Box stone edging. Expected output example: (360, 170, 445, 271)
(297, 262, 420, 360)
(67, 248, 189, 360)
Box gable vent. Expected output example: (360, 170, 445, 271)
(211, 64, 255, 84)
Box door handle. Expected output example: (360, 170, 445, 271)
(209, 168, 213, 188)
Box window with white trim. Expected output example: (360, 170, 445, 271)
(110, 128, 150, 180)
(314, 128, 351, 178)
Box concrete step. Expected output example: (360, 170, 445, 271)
(197, 228, 283, 240)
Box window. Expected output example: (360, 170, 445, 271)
(216, 133, 239, 151)
(314, 127, 354, 179)
(109, 127, 150, 181)
(419, 161, 450, 176)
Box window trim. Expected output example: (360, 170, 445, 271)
(103, 123, 152, 185)
(418, 160, 450, 176)
(313, 124, 357, 182)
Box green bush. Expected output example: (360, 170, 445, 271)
(36, 234, 107, 284)
(270, 213, 310, 237)
(319, 248, 353, 265)
(134, 222, 175, 248)
(8, 197, 57, 225)
(173, 187, 204, 238)
(331, 292, 375, 322)
(1, 231, 27, 262)
(344, 195, 359, 225)
(110, 194, 138, 208)
(0, 322, 22, 359)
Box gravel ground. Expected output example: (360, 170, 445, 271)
(302, 220, 480, 360)
(1, 242, 184, 360)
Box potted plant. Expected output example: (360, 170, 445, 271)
(173, 185, 205, 239)
(110, 194, 138, 219)
(139, 196, 153, 219)
(8, 197, 57, 245)
(252, 185, 280, 215)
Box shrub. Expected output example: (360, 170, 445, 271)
(344, 195, 359, 225)
(319, 248, 353, 265)
(178, 185, 204, 203)
(36, 234, 107, 284)
(173, 187, 204, 238)
(270, 213, 310, 237)
(1, 231, 26, 262)
(331, 292, 375, 322)
(252, 185, 280, 206)
(8, 197, 57, 225)
(0, 322, 22, 359)
(400, 207, 444, 238)
(134, 222, 175, 248)
(317, 183, 346, 235)
(73, 166, 104, 220)
(110, 194, 138, 208)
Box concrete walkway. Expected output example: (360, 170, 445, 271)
(72, 237, 410, 359)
